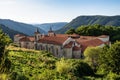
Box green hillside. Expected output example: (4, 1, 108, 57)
(57, 15, 120, 33)
(0, 19, 46, 36)
(6, 45, 120, 80)
(7, 46, 57, 80)
(6, 46, 96, 80)
(0, 24, 26, 40)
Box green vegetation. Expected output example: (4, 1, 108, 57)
(83, 42, 120, 79)
(0, 29, 11, 73)
(0, 28, 120, 79)
(65, 25, 120, 79)
(98, 41, 120, 75)
(84, 47, 102, 71)
(65, 28, 76, 34)
(8, 49, 56, 80)
(6, 42, 120, 80)
(66, 24, 120, 42)
(0, 24, 25, 40)
(7, 47, 94, 80)
(0, 29, 11, 79)
(57, 15, 120, 33)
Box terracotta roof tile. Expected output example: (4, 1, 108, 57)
(38, 36, 68, 45)
(28, 37, 35, 41)
(64, 41, 74, 48)
(56, 34, 80, 38)
(68, 33, 80, 38)
(17, 33, 108, 52)
(77, 38, 104, 52)
(73, 46, 81, 51)
(19, 36, 34, 42)
(56, 34, 69, 37)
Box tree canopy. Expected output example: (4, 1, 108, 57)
(84, 47, 102, 71)
(65, 28, 76, 34)
(0, 29, 11, 73)
(98, 41, 120, 74)
(66, 24, 120, 42)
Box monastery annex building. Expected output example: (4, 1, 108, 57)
(14, 28, 110, 59)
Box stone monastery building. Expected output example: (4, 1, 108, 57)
(14, 28, 110, 58)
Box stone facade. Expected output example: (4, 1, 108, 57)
(14, 28, 110, 59)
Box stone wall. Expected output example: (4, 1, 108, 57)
(37, 42, 76, 58)
(73, 50, 81, 59)
(63, 48, 73, 58)
(37, 43, 64, 58)
(20, 41, 34, 49)
(14, 36, 24, 45)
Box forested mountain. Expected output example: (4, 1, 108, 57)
(34, 22, 67, 32)
(0, 19, 46, 36)
(0, 24, 25, 40)
(57, 15, 120, 33)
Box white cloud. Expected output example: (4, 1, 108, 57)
(0, 0, 16, 5)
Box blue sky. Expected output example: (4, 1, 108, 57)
(0, 0, 120, 23)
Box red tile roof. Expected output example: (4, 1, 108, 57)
(28, 37, 35, 42)
(64, 41, 74, 48)
(38, 36, 68, 45)
(77, 38, 104, 52)
(68, 33, 80, 38)
(56, 34, 80, 38)
(73, 46, 81, 51)
(80, 36, 97, 40)
(17, 33, 107, 52)
(19, 36, 34, 42)
(56, 34, 69, 37)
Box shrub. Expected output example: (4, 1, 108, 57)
(72, 60, 94, 77)
(56, 59, 94, 78)
(10, 72, 29, 80)
(0, 74, 8, 80)
(38, 70, 56, 80)
(56, 58, 72, 74)
(105, 72, 120, 80)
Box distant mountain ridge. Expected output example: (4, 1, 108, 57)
(34, 22, 67, 32)
(0, 19, 46, 36)
(57, 15, 120, 33)
(0, 24, 26, 40)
